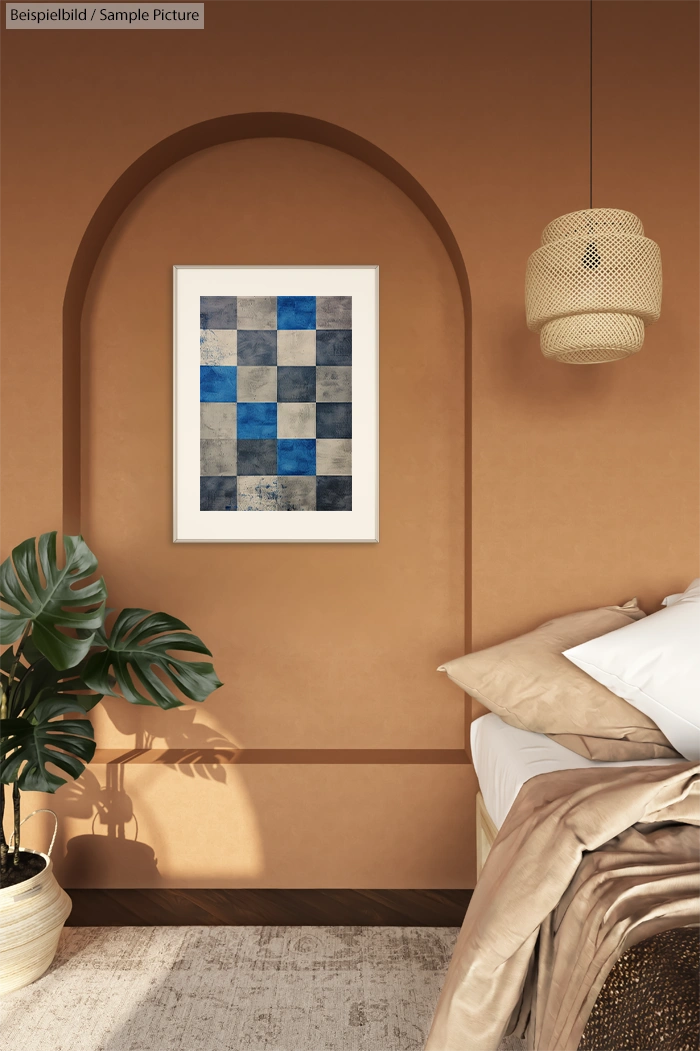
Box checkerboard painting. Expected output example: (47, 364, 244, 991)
(174, 266, 377, 543)
(199, 296, 352, 512)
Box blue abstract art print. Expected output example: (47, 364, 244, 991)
(174, 267, 378, 543)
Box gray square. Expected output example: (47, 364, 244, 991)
(237, 330, 277, 366)
(201, 476, 237, 511)
(237, 366, 277, 402)
(316, 439, 352, 475)
(237, 439, 277, 475)
(200, 330, 238, 365)
(200, 439, 237, 476)
(201, 403, 237, 439)
(237, 296, 277, 330)
(237, 476, 279, 511)
(277, 403, 316, 439)
(201, 296, 237, 329)
(278, 366, 316, 402)
(278, 476, 316, 511)
(316, 330, 351, 366)
(316, 296, 352, 329)
(316, 366, 352, 402)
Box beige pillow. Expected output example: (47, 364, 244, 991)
(439, 600, 679, 761)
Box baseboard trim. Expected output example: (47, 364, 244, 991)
(64, 888, 473, 927)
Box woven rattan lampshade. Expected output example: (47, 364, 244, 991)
(525, 208, 662, 363)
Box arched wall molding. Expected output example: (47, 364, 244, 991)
(63, 111, 472, 651)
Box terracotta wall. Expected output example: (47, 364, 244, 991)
(1, 1, 698, 888)
(470, 2, 700, 649)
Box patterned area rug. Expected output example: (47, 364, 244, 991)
(1, 926, 469, 1051)
(1, 926, 526, 1051)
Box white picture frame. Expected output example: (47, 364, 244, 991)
(173, 266, 379, 542)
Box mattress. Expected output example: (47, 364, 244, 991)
(471, 712, 679, 830)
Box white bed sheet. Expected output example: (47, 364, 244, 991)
(471, 712, 679, 830)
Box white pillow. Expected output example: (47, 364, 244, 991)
(563, 579, 700, 761)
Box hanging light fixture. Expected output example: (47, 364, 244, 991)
(525, 2, 662, 363)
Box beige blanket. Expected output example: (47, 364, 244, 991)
(425, 763, 700, 1051)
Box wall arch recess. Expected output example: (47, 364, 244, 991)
(61, 113, 476, 884)
(63, 113, 471, 527)
(64, 112, 472, 668)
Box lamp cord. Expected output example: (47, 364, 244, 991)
(589, 0, 593, 210)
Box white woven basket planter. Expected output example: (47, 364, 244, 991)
(525, 208, 662, 364)
(0, 812, 71, 996)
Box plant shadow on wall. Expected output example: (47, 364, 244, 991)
(58, 766, 161, 886)
(103, 691, 237, 768)
(0, 532, 222, 889)
(58, 706, 239, 886)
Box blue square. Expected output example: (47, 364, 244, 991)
(277, 296, 316, 330)
(238, 403, 277, 439)
(278, 439, 316, 476)
(201, 366, 237, 402)
(200, 296, 237, 329)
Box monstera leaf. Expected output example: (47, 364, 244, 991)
(1, 639, 102, 720)
(0, 697, 96, 792)
(0, 533, 107, 669)
(83, 608, 222, 709)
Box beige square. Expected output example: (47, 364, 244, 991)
(237, 366, 277, 402)
(237, 476, 278, 511)
(316, 439, 352, 475)
(237, 296, 277, 330)
(200, 439, 237, 476)
(201, 403, 237, 439)
(200, 330, 237, 365)
(277, 403, 316, 439)
(316, 366, 352, 402)
(277, 330, 316, 366)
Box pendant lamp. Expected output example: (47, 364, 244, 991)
(525, 4, 662, 364)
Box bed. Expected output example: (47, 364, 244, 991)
(427, 586, 700, 1050)
(425, 715, 699, 1050)
(471, 712, 679, 876)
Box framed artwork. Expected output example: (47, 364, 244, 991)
(173, 266, 378, 542)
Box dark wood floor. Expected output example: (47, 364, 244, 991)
(65, 888, 472, 927)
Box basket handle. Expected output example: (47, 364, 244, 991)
(9, 808, 59, 857)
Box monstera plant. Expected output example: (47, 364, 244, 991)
(0, 532, 222, 885)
